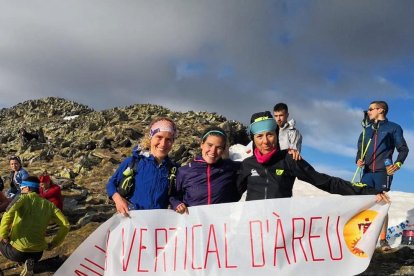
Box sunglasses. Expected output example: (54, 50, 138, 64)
(368, 107, 380, 111)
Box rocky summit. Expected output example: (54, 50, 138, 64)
(0, 97, 413, 275)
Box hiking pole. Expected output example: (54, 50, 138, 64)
(351, 138, 372, 183)
(351, 111, 371, 183)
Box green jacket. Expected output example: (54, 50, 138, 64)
(0, 192, 70, 252)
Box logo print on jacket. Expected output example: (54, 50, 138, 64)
(250, 169, 259, 176)
(275, 169, 284, 176)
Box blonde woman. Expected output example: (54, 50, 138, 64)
(106, 117, 178, 216)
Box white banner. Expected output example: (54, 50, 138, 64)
(56, 196, 388, 276)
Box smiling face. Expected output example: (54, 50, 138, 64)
(201, 134, 226, 164)
(9, 159, 21, 172)
(253, 131, 277, 155)
(150, 131, 174, 163)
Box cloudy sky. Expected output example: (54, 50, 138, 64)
(1, 1, 413, 192)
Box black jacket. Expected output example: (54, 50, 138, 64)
(237, 150, 379, 201)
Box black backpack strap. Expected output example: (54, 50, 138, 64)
(167, 161, 179, 196)
(127, 155, 141, 173)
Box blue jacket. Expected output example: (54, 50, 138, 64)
(106, 148, 176, 210)
(169, 156, 240, 209)
(357, 119, 409, 172)
(7, 168, 29, 197)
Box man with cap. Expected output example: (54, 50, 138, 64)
(0, 176, 70, 276)
(237, 111, 390, 202)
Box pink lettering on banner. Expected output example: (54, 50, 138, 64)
(326, 216, 343, 261)
(154, 228, 168, 272)
(249, 220, 265, 267)
(121, 227, 137, 271)
(137, 228, 149, 272)
(224, 223, 238, 269)
(204, 224, 221, 269)
(191, 224, 203, 270)
(292, 217, 308, 263)
(57, 197, 383, 276)
(272, 212, 290, 266)
(168, 227, 178, 271)
(309, 217, 324, 261)
(183, 226, 188, 270)
(74, 270, 88, 276)
(72, 243, 106, 275)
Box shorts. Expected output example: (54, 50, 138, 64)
(361, 171, 393, 192)
(0, 240, 42, 263)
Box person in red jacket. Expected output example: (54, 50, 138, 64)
(38, 173, 63, 210)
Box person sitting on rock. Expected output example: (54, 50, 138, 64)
(39, 172, 63, 210)
(0, 176, 70, 276)
(6, 156, 29, 199)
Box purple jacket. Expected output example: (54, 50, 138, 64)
(169, 156, 241, 209)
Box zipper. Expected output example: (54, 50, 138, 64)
(372, 132, 378, 172)
(264, 168, 269, 199)
(207, 164, 211, 204)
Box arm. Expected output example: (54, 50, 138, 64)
(21, 169, 29, 180)
(106, 157, 133, 216)
(286, 155, 380, 196)
(106, 157, 132, 198)
(394, 126, 409, 164)
(387, 126, 409, 175)
(48, 208, 70, 250)
(169, 168, 186, 213)
(288, 129, 302, 152)
(0, 196, 25, 239)
(236, 162, 250, 196)
(42, 185, 62, 199)
(355, 133, 362, 164)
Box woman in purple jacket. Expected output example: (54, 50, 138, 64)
(170, 127, 241, 214)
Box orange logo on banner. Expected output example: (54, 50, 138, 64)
(343, 210, 378, 258)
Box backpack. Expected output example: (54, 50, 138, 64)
(117, 156, 141, 200)
(116, 156, 178, 200)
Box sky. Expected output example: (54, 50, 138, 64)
(0, 1, 413, 192)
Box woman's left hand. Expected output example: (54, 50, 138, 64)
(375, 193, 390, 204)
(288, 149, 302, 161)
(175, 203, 188, 214)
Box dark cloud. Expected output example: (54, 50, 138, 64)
(0, 0, 413, 162)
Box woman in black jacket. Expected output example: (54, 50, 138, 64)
(237, 111, 389, 202)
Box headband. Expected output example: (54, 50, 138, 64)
(249, 118, 277, 135)
(149, 120, 177, 139)
(21, 180, 40, 189)
(202, 130, 226, 140)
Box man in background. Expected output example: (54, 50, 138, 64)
(273, 102, 302, 152)
(356, 100, 409, 251)
(246, 102, 302, 154)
